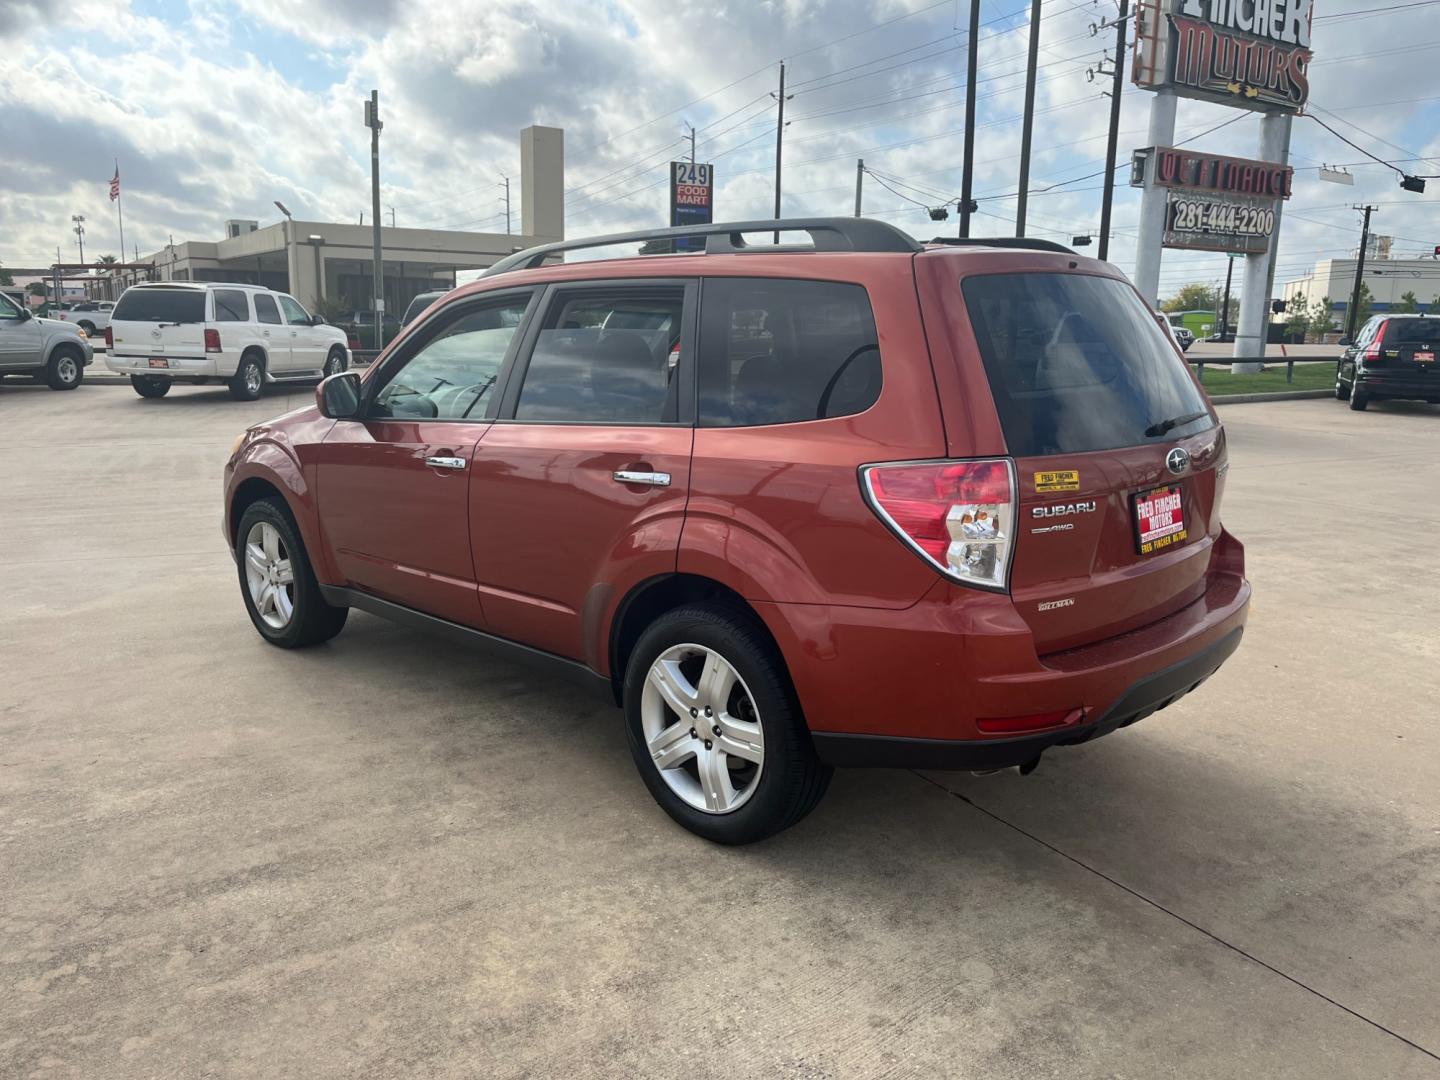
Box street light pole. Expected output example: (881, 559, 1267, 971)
(1220, 255, 1235, 339)
(364, 90, 384, 351)
(71, 214, 86, 265)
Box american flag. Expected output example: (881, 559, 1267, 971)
(109, 166, 120, 202)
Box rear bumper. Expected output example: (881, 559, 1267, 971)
(812, 626, 1243, 768)
(106, 353, 228, 377)
(758, 527, 1250, 762)
(1356, 370, 1439, 398)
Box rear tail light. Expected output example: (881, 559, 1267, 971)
(1364, 319, 1389, 362)
(977, 708, 1084, 734)
(104, 326, 113, 348)
(347, 334, 362, 350)
(204, 328, 222, 353)
(861, 458, 1016, 591)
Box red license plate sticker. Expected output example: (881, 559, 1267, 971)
(1416, 351, 1435, 363)
(148, 358, 169, 368)
(1134, 484, 1187, 555)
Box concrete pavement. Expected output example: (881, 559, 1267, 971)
(2, 382, 1438, 1078)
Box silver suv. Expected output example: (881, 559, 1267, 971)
(0, 292, 93, 390)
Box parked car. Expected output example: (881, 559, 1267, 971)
(402, 290, 448, 326)
(1336, 314, 1440, 410)
(0, 290, 92, 389)
(1206, 330, 1235, 344)
(1153, 311, 1190, 354)
(334, 309, 401, 350)
(1173, 325, 1195, 351)
(106, 282, 349, 400)
(223, 218, 1250, 844)
(52, 300, 114, 338)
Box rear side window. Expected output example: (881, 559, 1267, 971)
(962, 272, 1214, 456)
(113, 288, 205, 324)
(514, 289, 685, 424)
(213, 289, 250, 322)
(698, 278, 881, 427)
(253, 294, 282, 325)
(1384, 319, 1438, 345)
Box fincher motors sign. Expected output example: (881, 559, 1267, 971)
(1134, 0, 1314, 113)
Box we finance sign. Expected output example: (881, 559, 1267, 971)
(1133, 0, 1313, 114)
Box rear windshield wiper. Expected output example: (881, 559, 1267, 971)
(1145, 410, 1208, 438)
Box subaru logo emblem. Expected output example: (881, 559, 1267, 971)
(1166, 448, 1191, 475)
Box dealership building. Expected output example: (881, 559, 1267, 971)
(1281, 254, 1440, 325)
(101, 126, 563, 314)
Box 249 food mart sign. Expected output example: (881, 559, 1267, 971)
(1134, 146, 1294, 254)
(1133, 0, 1313, 113)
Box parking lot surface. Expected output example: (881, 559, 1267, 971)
(3, 382, 1438, 1079)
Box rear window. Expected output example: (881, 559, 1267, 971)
(962, 272, 1214, 456)
(113, 288, 206, 324)
(1383, 319, 1438, 345)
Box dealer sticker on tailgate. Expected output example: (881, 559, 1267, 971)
(1134, 484, 1187, 555)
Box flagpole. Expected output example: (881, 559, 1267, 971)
(113, 160, 126, 293)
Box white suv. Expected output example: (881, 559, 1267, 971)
(107, 282, 349, 400)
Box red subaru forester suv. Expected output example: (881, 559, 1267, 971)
(224, 219, 1249, 844)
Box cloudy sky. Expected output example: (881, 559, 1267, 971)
(2, 0, 1438, 302)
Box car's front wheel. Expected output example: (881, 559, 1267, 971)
(131, 374, 171, 398)
(235, 497, 348, 648)
(623, 605, 832, 844)
(46, 346, 84, 391)
(322, 348, 347, 378)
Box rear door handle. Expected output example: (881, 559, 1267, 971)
(426, 456, 466, 470)
(613, 469, 670, 487)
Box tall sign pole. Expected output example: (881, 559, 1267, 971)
(958, 0, 980, 238)
(1097, 0, 1129, 262)
(1015, 0, 1044, 238)
(365, 90, 384, 351)
(1233, 111, 1294, 369)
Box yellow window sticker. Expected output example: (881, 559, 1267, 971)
(1034, 470, 1080, 493)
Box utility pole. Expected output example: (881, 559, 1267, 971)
(364, 90, 384, 351)
(1219, 255, 1236, 338)
(387, 205, 396, 227)
(854, 159, 865, 217)
(1015, 0, 1043, 238)
(71, 214, 86, 264)
(772, 61, 788, 243)
(685, 123, 696, 165)
(959, 0, 980, 238)
(1097, 0, 1129, 262)
(501, 177, 512, 235)
(1346, 204, 1377, 341)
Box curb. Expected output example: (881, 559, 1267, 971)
(1210, 389, 1333, 404)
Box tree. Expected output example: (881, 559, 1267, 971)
(1284, 292, 1310, 339)
(1352, 282, 1374, 330)
(1162, 283, 1219, 314)
(96, 254, 118, 265)
(1394, 291, 1420, 314)
(0, 261, 12, 287)
(1309, 295, 1335, 340)
(27, 281, 48, 297)
(1432, 294, 1440, 314)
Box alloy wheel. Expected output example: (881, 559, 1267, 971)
(245, 363, 263, 395)
(641, 644, 765, 814)
(244, 521, 295, 630)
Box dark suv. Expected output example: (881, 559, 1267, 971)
(1336, 314, 1440, 410)
(223, 218, 1250, 844)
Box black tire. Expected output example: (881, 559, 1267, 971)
(78, 320, 97, 336)
(1348, 389, 1369, 411)
(235, 497, 348, 648)
(130, 374, 171, 398)
(322, 348, 348, 378)
(1334, 378, 1351, 401)
(45, 346, 85, 391)
(228, 352, 265, 401)
(623, 604, 832, 844)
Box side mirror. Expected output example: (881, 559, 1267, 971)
(1338, 337, 1353, 347)
(17, 308, 32, 321)
(316, 371, 363, 419)
(310, 314, 326, 326)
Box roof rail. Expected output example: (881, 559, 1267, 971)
(482, 217, 923, 277)
(927, 237, 1078, 255)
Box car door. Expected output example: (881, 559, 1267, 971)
(252, 292, 291, 371)
(0, 292, 44, 370)
(315, 289, 538, 629)
(277, 294, 320, 372)
(470, 280, 696, 663)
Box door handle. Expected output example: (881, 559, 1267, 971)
(613, 469, 671, 487)
(426, 455, 467, 470)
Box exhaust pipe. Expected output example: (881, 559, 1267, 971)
(970, 754, 1042, 778)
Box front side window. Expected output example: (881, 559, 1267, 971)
(372, 297, 530, 420)
(962, 272, 1214, 456)
(514, 289, 685, 423)
(213, 289, 250, 322)
(278, 295, 310, 326)
(0, 293, 22, 320)
(253, 293, 282, 325)
(698, 278, 882, 427)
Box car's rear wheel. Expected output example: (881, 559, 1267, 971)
(1348, 388, 1369, 411)
(322, 348, 347, 378)
(45, 347, 84, 391)
(623, 605, 831, 844)
(235, 498, 347, 648)
(229, 352, 265, 401)
(1334, 376, 1351, 401)
(131, 374, 171, 398)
